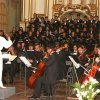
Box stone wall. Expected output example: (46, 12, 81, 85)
(0, 0, 21, 33)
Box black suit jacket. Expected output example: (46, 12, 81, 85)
(44, 52, 60, 85)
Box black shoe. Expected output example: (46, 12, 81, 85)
(42, 94, 48, 98)
(43, 93, 52, 98)
(28, 95, 40, 99)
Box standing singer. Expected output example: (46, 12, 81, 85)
(0, 34, 12, 88)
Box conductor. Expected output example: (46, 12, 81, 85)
(0, 34, 12, 88)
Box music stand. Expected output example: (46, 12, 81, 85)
(68, 56, 88, 83)
(15, 56, 32, 96)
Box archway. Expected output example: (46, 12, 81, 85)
(60, 10, 90, 20)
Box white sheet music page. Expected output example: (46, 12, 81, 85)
(69, 56, 80, 69)
(19, 56, 32, 67)
(9, 55, 17, 61)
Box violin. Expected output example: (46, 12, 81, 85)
(82, 62, 100, 84)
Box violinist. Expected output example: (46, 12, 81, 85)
(81, 44, 100, 84)
(77, 45, 89, 79)
(28, 43, 60, 99)
(95, 44, 100, 82)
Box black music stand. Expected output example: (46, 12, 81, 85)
(69, 56, 88, 83)
(15, 56, 31, 96)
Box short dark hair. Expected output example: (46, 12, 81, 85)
(97, 44, 100, 49)
(46, 43, 55, 49)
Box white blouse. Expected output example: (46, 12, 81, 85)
(0, 36, 12, 50)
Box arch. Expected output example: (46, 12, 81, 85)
(59, 9, 90, 19)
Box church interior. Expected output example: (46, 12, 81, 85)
(0, 0, 100, 100)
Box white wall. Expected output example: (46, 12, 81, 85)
(35, 0, 45, 14)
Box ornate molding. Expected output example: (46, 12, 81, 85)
(36, 14, 46, 18)
(88, 4, 97, 11)
(53, 4, 63, 12)
(52, 1, 98, 18)
(52, 4, 64, 16)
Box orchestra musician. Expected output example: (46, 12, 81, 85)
(0, 33, 12, 88)
(55, 42, 69, 79)
(77, 45, 89, 79)
(28, 43, 60, 99)
(94, 44, 100, 82)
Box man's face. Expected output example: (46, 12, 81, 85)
(78, 47, 84, 55)
(47, 48, 52, 54)
(35, 45, 40, 51)
(98, 48, 100, 55)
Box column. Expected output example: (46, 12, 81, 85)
(96, 0, 99, 16)
(25, 0, 30, 20)
(48, 0, 53, 19)
(31, 0, 36, 17)
(45, 0, 49, 16)
(22, 0, 25, 21)
(98, 0, 100, 20)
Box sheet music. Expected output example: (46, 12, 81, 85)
(9, 55, 17, 61)
(5, 61, 11, 64)
(69, 56, 80, 68)
(19, 56, 32, 67)
(2, 53, 17, 61)
(2, 53, 11, 59)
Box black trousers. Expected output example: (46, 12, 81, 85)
(33, 75, 52, 97)
(3, 63, 14, 83)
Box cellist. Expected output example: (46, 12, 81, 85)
(28, 43, 60, 99)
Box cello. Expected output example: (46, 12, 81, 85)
(27, 61, 46, 88)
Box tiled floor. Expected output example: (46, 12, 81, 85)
(2, 77, 100, 100)
(4, 78, 32, 100)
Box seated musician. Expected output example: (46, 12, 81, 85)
(95, 44, 100, 82)
(26, 43, 35, 66)
(28, 43, 60, 99)
(33, 42, 44, 65)
(77, 45, 89, 79)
